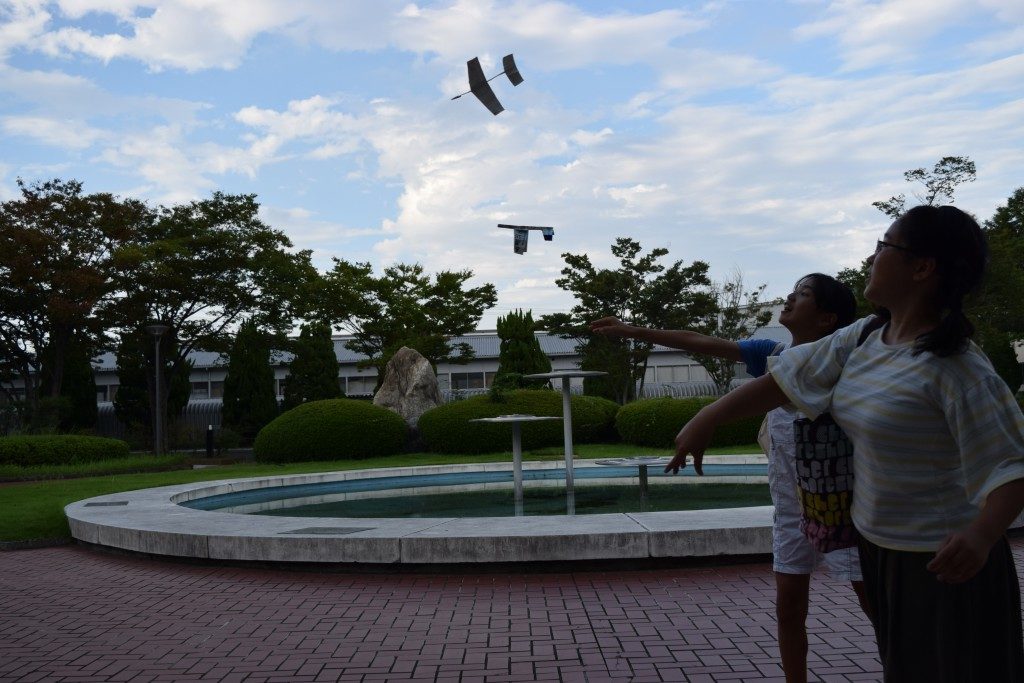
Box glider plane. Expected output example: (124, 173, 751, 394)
(498, 223, 553, 254)
(451, 54, 524, 115)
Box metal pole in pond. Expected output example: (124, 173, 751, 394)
(511, 422, 524, 516)
(560, 376, 575, 496)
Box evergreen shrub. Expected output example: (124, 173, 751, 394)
(616, 397, 761, 448)
(0, 435, 131, 466)
(253, 399, 407, 463)
(417, 390, 619, 454)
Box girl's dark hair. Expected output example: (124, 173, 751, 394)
(798, 273, 857, 333)
(894, 204, 988, 357)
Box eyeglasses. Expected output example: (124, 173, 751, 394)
(875, 239, 916, 255)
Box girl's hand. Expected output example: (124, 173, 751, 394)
(666, 411, 715, 475)
(589, 316, 629, 337)
(926, 531, 992, 583)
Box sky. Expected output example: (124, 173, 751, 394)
(1, 0, 1023, 330)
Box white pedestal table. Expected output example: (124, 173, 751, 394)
(469, 414, 562, 516)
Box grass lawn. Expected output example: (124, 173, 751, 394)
(0, 442, 762, 544)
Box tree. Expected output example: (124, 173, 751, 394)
(109, 192, 316, 440)
(282, 322, 341, 410)
(540, 237, 716, 404)
(0, 178, 149, 423)
(318, 261, 497, 383)
(47, 337, 98, 432)
(221, 319, 278, 443)
(840, 156, 978, 316)
(971, 187, 1024, 389)
(690, 271, 773, 394)
(113, 327, 192, 448)
(492, 310, 552, 390)
(872, 156, 977, 219)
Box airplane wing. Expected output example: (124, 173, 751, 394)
(467, 57, 504, 115)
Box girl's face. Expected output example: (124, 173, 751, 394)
(782, 278, 823, 331)
(864, 221, 917, 306)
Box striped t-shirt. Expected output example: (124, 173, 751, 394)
(767, 316, 1024, 551)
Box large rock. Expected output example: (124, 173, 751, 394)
(373, 347, 443, 428)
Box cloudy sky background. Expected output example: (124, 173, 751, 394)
(2, 0, 1022, 328)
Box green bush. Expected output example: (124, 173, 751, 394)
(616, 397, 762, 448)
(0, 435, 131, 466)
(417, 390, 619, 454)
(253, 399, 407, 463)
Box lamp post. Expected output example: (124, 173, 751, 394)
(145, 323, 171, 455)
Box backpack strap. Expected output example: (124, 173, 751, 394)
(856, 315, 885, 347)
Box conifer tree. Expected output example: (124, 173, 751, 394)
(221, 319, 278, 442)
(282, 322, 341, 410)
(493, 310, 552, 390)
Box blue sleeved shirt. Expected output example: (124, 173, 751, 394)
(737, 338, 784, 378)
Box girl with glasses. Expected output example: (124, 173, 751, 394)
(669, 205, 1024, 681)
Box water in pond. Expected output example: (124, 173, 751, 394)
(182, 464, 770, 518)
(252, 483, 770, 518)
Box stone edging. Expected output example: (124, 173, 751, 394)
(65, 456, 774, 565)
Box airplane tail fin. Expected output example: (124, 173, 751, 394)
(503, 54, 524, 86)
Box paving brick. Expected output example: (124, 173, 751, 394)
(5, 540, 1016, 681)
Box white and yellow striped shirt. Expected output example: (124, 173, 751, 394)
(768, 316, 1024, 551)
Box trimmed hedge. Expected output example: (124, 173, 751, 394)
(418, 390, 620, 454)
(616, 397, 762, 448)
(253, 398, 407, 463)
(0, 435, 131, 466)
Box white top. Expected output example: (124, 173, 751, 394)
(768, 316, 1024, 551)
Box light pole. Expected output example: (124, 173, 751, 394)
(145, 323, 170, 455)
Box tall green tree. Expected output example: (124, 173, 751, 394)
(840, 156, 977, 317)
(109, 192, 316, 440)
(690, 271, 773, 394)
(540, 237, 716, 404)
(282, 322, 341, 410)
(113, 327, 192, 448)
(221, 319, 278, 442)
(318, 261, 497, 384)
(492, 310, 552, 390)
(46, 337, 98, 432)
(0, 178, 149, 422)
(972, 187, 1024, 389)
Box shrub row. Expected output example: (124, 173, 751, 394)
(615, 397, 762, 448)
(0, 435, 131, 466)
(251, 392, 762, 462)
(417, 390, 620, 454)
(253, 398, 407, 463)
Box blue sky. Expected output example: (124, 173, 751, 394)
(2, 0, 1023, 329)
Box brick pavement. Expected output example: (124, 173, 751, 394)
(5, 539, 1019, 682)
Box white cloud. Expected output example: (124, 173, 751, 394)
(1, 115, 106, 148)
(793, 0, 1014, 71)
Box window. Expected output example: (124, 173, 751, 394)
(209, 381, 224, 398)
(346, 376, 377, 395)
(484, 372, 497, 387)
(655, 365, 690, 383)
(107, 385, 118, 402)
(190, 381, 210, 399)
(451, 372, 485, 390)
(96, 386, 108, 402)
(276, 379, 287, 397)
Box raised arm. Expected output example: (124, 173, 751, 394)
(589, 317, 743, 361)
(666, 373, 790, 475)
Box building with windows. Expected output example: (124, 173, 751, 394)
(89, 304, 790, 405)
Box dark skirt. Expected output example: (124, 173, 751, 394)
(858, 535, 1024, 682)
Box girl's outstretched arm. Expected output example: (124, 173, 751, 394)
(666, 373, 789, 475)
(589, 316, 743, 361)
